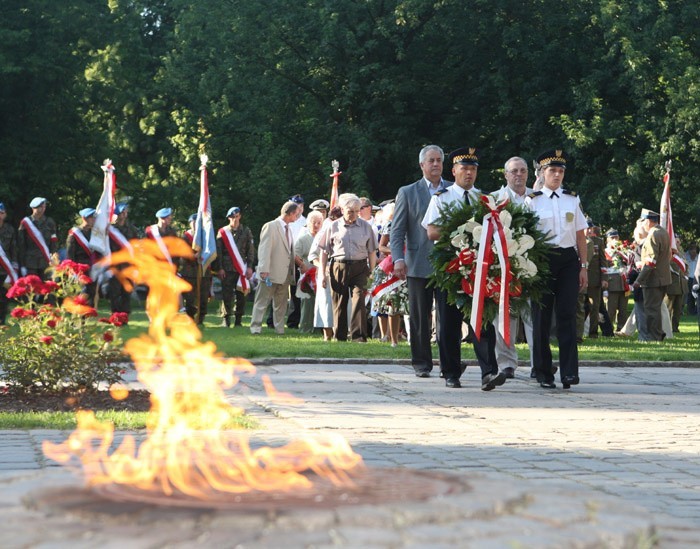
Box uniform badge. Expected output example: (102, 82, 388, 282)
(566, 212, 574, 222)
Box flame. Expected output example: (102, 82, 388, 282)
(43, 237, 363, 498)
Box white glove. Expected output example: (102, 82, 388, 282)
(20, 267, 27, 277)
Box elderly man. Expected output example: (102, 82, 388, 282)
(17, 197, 58, 279)
(249, 201, 297, 334)
(294, 210, 324, 333)
(491, 156, 536, 378)
(391, 145, 450, 377)
(319, 194, 377, 342)
(423, 147, 506, 391)
(633, 209, 671, 341)
(217, 206, 256, 327)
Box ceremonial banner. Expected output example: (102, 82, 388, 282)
(193, 154, 217, 272)
(659, 161, 686, 272)
(90, 160, 116, 257)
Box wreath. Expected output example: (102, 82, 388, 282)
(429, 194, 551, 342)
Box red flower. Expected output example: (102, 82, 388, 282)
(461, 278, 474, 295)
(446, 257, 462, 274)
(73, 295, 89, 306)
(39, 335, 54, 345)
(83, 308, 98, 318)
(6, 285, 28, 299)
(103, 332, 114, 342)
(458, 248, 476, 266)
(78, 275, 92, 285)
(109, 312, 129, 327)
(38, 281, 59, 295)
(99, 317, 110, 323)
(509, 279, 523, 297)
(46, 319, 57, 328)
(10, 307, 25, 319)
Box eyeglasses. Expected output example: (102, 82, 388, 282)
(507, 168, 528, 174)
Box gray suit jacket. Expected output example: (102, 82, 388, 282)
(390, 178, 450, 278)
(256, 218, 294, 285)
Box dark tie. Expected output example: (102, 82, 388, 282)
(284, 224, 290, 248)
(465, 191, 470, 205)
(551, 191, 559, 199)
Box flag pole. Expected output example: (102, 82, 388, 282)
(329, 159, 341, 210)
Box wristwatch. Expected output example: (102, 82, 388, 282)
(580, 262, 589, 269)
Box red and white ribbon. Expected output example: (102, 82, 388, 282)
(469, 196, 512, 345)
(218, 227, 249, 294)
(371, 254, 402, 300)
(20, 217, 51, 264)
(68, 227, 94, 264)
(145, 224, 173, 265)
(0, 242, 18, 284)
(108, 226, 133, 254)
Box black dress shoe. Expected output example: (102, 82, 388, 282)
(539, 381, 556, 389)
(415, 371, 431, 378)
(530, 369, 537, 379)
(503, 367, 515, 379)
(482, 371, 507, 391)
(445, 378, 462, 388)
(562, 375, 579, 389)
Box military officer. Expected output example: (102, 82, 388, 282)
(633, 209, 671, 341)
(66, 207, 98, 301)
(422, 147, 507, 391)
(107, 203, 139, 317)
(17, 197, 58, 279)
(526, 150, 588, 390)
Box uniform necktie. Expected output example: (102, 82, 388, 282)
(551, 191, 559, 199)
(285, 224, 291, 248)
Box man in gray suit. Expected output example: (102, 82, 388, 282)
(390, 145, 450, 377)
(250, 201, 298, 335)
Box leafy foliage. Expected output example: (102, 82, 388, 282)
(0, 1, 698, 242)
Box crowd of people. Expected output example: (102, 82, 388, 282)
(1, 146, 698, 392)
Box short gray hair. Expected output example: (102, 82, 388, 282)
(419, 145, 444, 164)
(281, 201, 298, 216)
(307, 210, 323, 225)
(504, 156, 528, 171)
(338, 193, 359, 208)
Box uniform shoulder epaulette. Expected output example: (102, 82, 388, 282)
(562, 189, 577, 197)
(530, 191, 544, 198)
(435, 189, 449, 196)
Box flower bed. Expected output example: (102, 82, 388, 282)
(0, 261, 125, 394)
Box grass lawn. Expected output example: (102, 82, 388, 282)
(0, 410, 149, 430)
(118, 298, 700, 363)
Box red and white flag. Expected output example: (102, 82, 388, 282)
(89, 159, 116, 257)
(659, 161, 686, 273)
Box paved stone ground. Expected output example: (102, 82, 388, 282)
(1, 363, 699, 547)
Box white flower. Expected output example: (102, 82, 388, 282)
(516, 234, 535, 254)
(472, 225, 483, 243)
(514, 256, 538, 278)
(498, 210, 512, 229)
(451, 233, 470, 249)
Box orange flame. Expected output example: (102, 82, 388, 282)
(42, 237, 363, 498)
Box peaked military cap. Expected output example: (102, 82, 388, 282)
(536, 149, 569, 168)
(449, 147, 479, 166)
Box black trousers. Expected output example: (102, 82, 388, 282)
(436, 288, 498, 380)
(220, 271, 246, 321)
(532, 247, 580, 383)
(407, 277, 436, 373)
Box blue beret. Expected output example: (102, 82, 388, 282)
(30, 197, 46, 208)
(156, 207, 173, 219)
(289, 194, 304, 204)
(227, 206, 241, 217)
(188, 213, 198, 222)
(0, 202, 5, 212)
(114, 203, 128, 215)
(79, 207, 96, 218)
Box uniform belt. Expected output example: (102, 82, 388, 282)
(332, 258, 364, 264)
